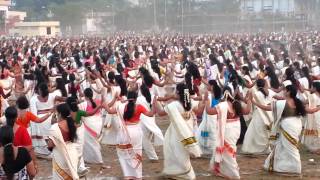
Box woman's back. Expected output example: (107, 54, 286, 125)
(0, 146, 31, 179)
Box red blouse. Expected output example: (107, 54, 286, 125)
(124, 104, 147, 123)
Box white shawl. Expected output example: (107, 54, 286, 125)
(49, 124, 79, 180)
(165, 102, 202, 157)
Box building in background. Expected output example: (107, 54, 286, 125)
(9, 21, 60, 37)
(240, 0, 296, 14)
(82, 11, 115, 35)
(0, 0, 11, 34)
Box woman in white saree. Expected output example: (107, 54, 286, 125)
(137, 83, 164, 161)
(302, 81, 320, 153)
(104, 90, 155, 180)
(196, 80, 221, 156)
(46, 103, 79, 180)
(252, 82, 320, 175)
(66, 96, 102, 176)
(78, 88, 104, 166)
(96, 71, 122, 146)
(29, 83, 64, 157)
(205, 85, 252, 179)
(155, 83, 202, 180)
(242, 79, 274, 155)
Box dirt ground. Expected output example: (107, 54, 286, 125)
(36, 117, 320, 180)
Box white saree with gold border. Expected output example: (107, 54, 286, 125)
(264, 100, 302, 174)
(163, 101, 202, 180)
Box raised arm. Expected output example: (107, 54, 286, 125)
(305, 106, 320, 114)
(103, 102, 117, 114)
(252, 99, 272, 111)
(154, 98, 167, 116)
(154, 79, 167, 87)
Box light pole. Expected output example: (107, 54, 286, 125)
(164, 0, 167, 29)
(154, 0, 157, 30)
(181, 0, 184, 34)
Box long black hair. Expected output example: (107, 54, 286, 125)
(242, 66, 251, 77)
(66, 96, 79, 112)
(208, 80, 222, 99)
(0, 125, 15, 179)
(285, 67, 299, 87)
(123, 91, 138, 120)
(185, 72, 195, 95)
(115, 75, 127, 97)
(84, 88, 96, 108)
(265, 66, 280, 89)
(107, 71, 115, 84)
(150, 57, 161, 79)
(69, 73, 78, 98)
(313, 82, 320, 94)
(5, 106, 18, 127)
(38, 83, 49, 98)
(56, 104, 77, 142)
(286, 85, 306, 116)
(140, 83, 152, 108)
(176, 83, 192, 111)
(56, 78, 68, 97)
(256, 79, 267, 97)
(223, 86, 242, 117)
(139, 67, 154, 88)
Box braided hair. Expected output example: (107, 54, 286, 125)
(176, 83, 192, 111)
(84, 88, 96, 108)
(123, 91, 138, 120)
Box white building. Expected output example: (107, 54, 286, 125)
(0, 0, 10, 15)
(9, 21, 60, 37)
(241, 0, 296, 14)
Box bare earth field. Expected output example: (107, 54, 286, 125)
(36, 117, 320, 180)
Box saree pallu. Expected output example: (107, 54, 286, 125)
(137, 96, 164, 160)
(49, 124, 79, 180)
(140, 114, 164, 160)
(82, 115, 103, 164)
(213, 102, 240, 179)
(264, 116, 302, 174)
(302, 94, 320, 152)
(163, 101, 201, 180)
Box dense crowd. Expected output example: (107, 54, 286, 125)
(0, 31, 319, 179)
